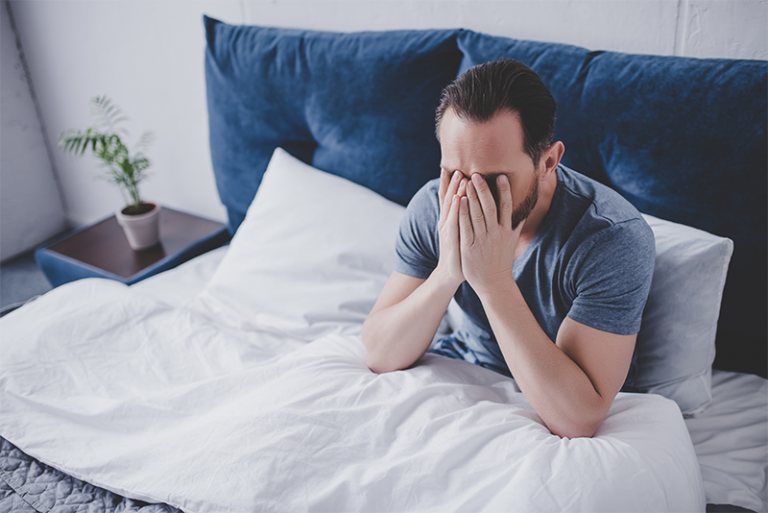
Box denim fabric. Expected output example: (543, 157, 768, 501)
(430, 334, 513, 378)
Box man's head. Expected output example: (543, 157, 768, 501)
(436, 59, 563, 230)
(435, 58, 556, 169)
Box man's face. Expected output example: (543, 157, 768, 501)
(439, 108, 540, 229)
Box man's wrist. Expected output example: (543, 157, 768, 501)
(430, 264, 464, 294)
(471, 271, 517, 302)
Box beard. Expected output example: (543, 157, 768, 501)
(510, 171, 539, 229)
(484, 170, 540, 229)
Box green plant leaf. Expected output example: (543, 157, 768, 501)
(58, 95, 152, 207)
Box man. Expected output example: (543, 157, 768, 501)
(361, 58, 655, 439)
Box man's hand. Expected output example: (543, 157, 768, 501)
(458, 173, 523, 294)
(362, 170, 471, 373)
(436, 170, 468, 289)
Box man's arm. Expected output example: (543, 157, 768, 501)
(362, 271, 452, 373)
(477, 279, 635, 438)
(363, 170, 468, 373)
(459, 173, 636, 438)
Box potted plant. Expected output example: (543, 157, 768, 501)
(59, 96, 159, 250)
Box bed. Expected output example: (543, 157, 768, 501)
(1, 17, 765, 513)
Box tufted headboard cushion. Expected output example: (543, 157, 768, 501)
(455, 31, 767, 376)
(203, 18, 766, 376)
(204, 16, 461, 231)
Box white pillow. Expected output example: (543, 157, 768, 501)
(631, 214, 734, 415)
(188, 148, 404, 341)
(190, 148, 733, 416)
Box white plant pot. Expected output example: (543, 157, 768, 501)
(116, 203, 161, 250)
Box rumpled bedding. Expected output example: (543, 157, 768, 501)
(0, 278, 705, 513)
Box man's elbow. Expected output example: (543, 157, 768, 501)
(361, 328, 400, 374)
(548, 416, 605, 439)
(364, 350, 403, 374)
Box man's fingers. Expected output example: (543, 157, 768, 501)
(440, 171, 463, 222)
(471, 174, 498, 228)
(457, 176, 468, 197)
(458, 196, 473, 246)
(496, 174, 513, 229)
(466, 180, 487, 236)
(438, 169, 449, 207)
(444, 192, 461, 234)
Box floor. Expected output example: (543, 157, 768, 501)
(0, 251, 52, 314)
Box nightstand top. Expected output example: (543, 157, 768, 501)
(37, 207, 229, 285)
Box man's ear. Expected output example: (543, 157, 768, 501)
(541, 141, 565, 176)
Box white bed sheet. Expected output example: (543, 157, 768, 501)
(130, 245, 230, 307)
(0, 278, 701, 512)
(137, 247, 768, 512)
(0, 248, 761, 512)
(685, 370, 768, 512)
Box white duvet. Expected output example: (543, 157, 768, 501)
(0, 279, 704, 512)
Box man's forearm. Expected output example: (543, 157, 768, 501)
(477, 277, 611, 438)
(362, 270, 459, 374)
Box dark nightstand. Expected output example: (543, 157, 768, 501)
(35, 207, 230, 287)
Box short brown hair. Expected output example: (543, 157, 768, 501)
(436, 58, 556, 166)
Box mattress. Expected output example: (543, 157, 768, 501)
(0, 247, 764, 512)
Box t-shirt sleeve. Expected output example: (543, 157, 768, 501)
(394, 180, 441, 280)
(567, 218, 655, 335)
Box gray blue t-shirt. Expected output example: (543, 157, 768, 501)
(394, 165, 655, 376)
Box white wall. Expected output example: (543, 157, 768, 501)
(243, 0, 768, 59)
(0, 0, 66, 261)
(7, 0, 767, 229)
(8, 0, 243, 228)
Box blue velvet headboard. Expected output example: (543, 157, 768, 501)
(203, 16, 767, 377)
